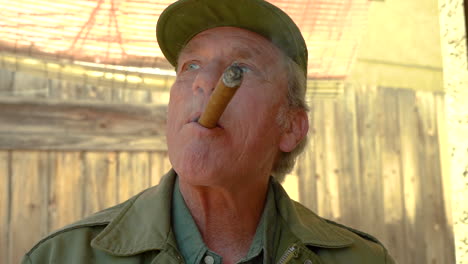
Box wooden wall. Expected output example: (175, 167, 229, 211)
(0, 151, 172, 264)
(0, 68, 456, 263)
(299, 85, 454, 264)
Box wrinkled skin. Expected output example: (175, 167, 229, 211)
(166, 27, 298, 189)
(166, 27, 309, 263)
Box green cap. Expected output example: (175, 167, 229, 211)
(156, 0, 308, 75)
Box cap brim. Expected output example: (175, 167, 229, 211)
(156, 0, 307, 74)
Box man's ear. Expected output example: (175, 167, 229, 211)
(279, 110, 309, 152)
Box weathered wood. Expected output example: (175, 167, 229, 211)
(397, 89, 423, 264)
(0, 96, 167, 151)
(12, 71, 49, 98)
(0, 85, 456, 264)
(117, 152, 151, 203)
(0, 68, 14, 94)
(434, 93, 456, 264)
(336, 85, 362, 229)
(9, 152, 49, 264)
(416, 92, 455, 264)
(83, 152, 118, 216)
(48, 152, 84, 231)
(0, 151, 9, 264)
(322, 100, 341, 220)
(379, 87, 405, 263)
(48, 79, 77, 100)
(355, 85, 385, 236)
(313, 100, 329, 218)
(435, 93, 456, 264)
(1, 56, 344, 101)
(301, 86, 456, 263)
(297, 129, 317, 212)
(48, 79, 114, 102)
(119, 87, 151, 104)
(0, 53, 176, 92)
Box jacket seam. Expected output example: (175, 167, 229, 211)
(323, 218, 383, 246)
(26, 222, 110, 256)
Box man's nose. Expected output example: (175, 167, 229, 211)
(191, 62, 224, 96)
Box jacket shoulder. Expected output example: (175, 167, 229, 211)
(322, 218, 395, 264)
(24, 195, 136, 259)
(323, 218, 383, 246)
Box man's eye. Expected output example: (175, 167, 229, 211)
(239, 65, 251, 73)
(186, 63, 200, 71)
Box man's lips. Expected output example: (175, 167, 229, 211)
(187, 113, 224, 129)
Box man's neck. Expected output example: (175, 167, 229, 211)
(178, 177, 269, 264)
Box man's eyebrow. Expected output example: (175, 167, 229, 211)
(179, 42, 264, 60)
(232, 46, 263, 60)
(179, 42, 201, 58)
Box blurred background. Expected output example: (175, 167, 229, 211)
(0, 0, 466, 263)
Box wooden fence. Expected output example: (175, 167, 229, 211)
(0, 151, 172, 264)
(299, 85, 454, 264)
(0, 67, 455, 263)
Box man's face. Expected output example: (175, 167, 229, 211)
(166, 27, 289, 187)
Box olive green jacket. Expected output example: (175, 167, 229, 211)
(23, 170, 395, 264)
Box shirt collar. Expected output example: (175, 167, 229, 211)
(171, 176, 209, 264)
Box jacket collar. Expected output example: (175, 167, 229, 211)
(91, 169, 178, 256)
(91, 169, 353, 256)
(272, 178, 354, 248)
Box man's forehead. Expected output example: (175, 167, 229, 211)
(179, 27, 277, 60)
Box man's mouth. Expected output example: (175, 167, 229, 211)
(188, 114, 223, 129)
(187, 113, 202, 124)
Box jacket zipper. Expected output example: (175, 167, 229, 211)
(277, 244, 299, 264)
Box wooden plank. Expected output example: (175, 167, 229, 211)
(12, 71, 49, 98)
(150, 152, 171, 186)
(0, 96, 167, 151)
(311, 100, 326, 217)
(397, 89, 424, 264)
(354, 85, 384, 237)
(0, 151, 9, 264)
(0, 68, 14, 94)
(120, 87, 151, 104)
(48, 152, 84, 231)
(0, 52, 175, 91)
(416, 92, 454, 264)
(9, 151, 49, 264)
(322, 99, 341, 221)
(117, 152, 151, 203)
(82, 152, 118, 217)
(434, 93, 456, 264)
(415, 92, 437, 263)
(49, 78, 112, 102)
(75, 83, 113, 102)
(297, 129, 318, 212)
(48, 79, 77, 100)
(336, 85, 362, 229)
(378, 87, 405, 263)
(297, 101, 318, 211)
(313, 100, 338, 219)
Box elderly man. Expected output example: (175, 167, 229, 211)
(23, 0, 395, 263)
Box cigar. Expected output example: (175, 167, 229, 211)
(198, 63, 244, 128)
